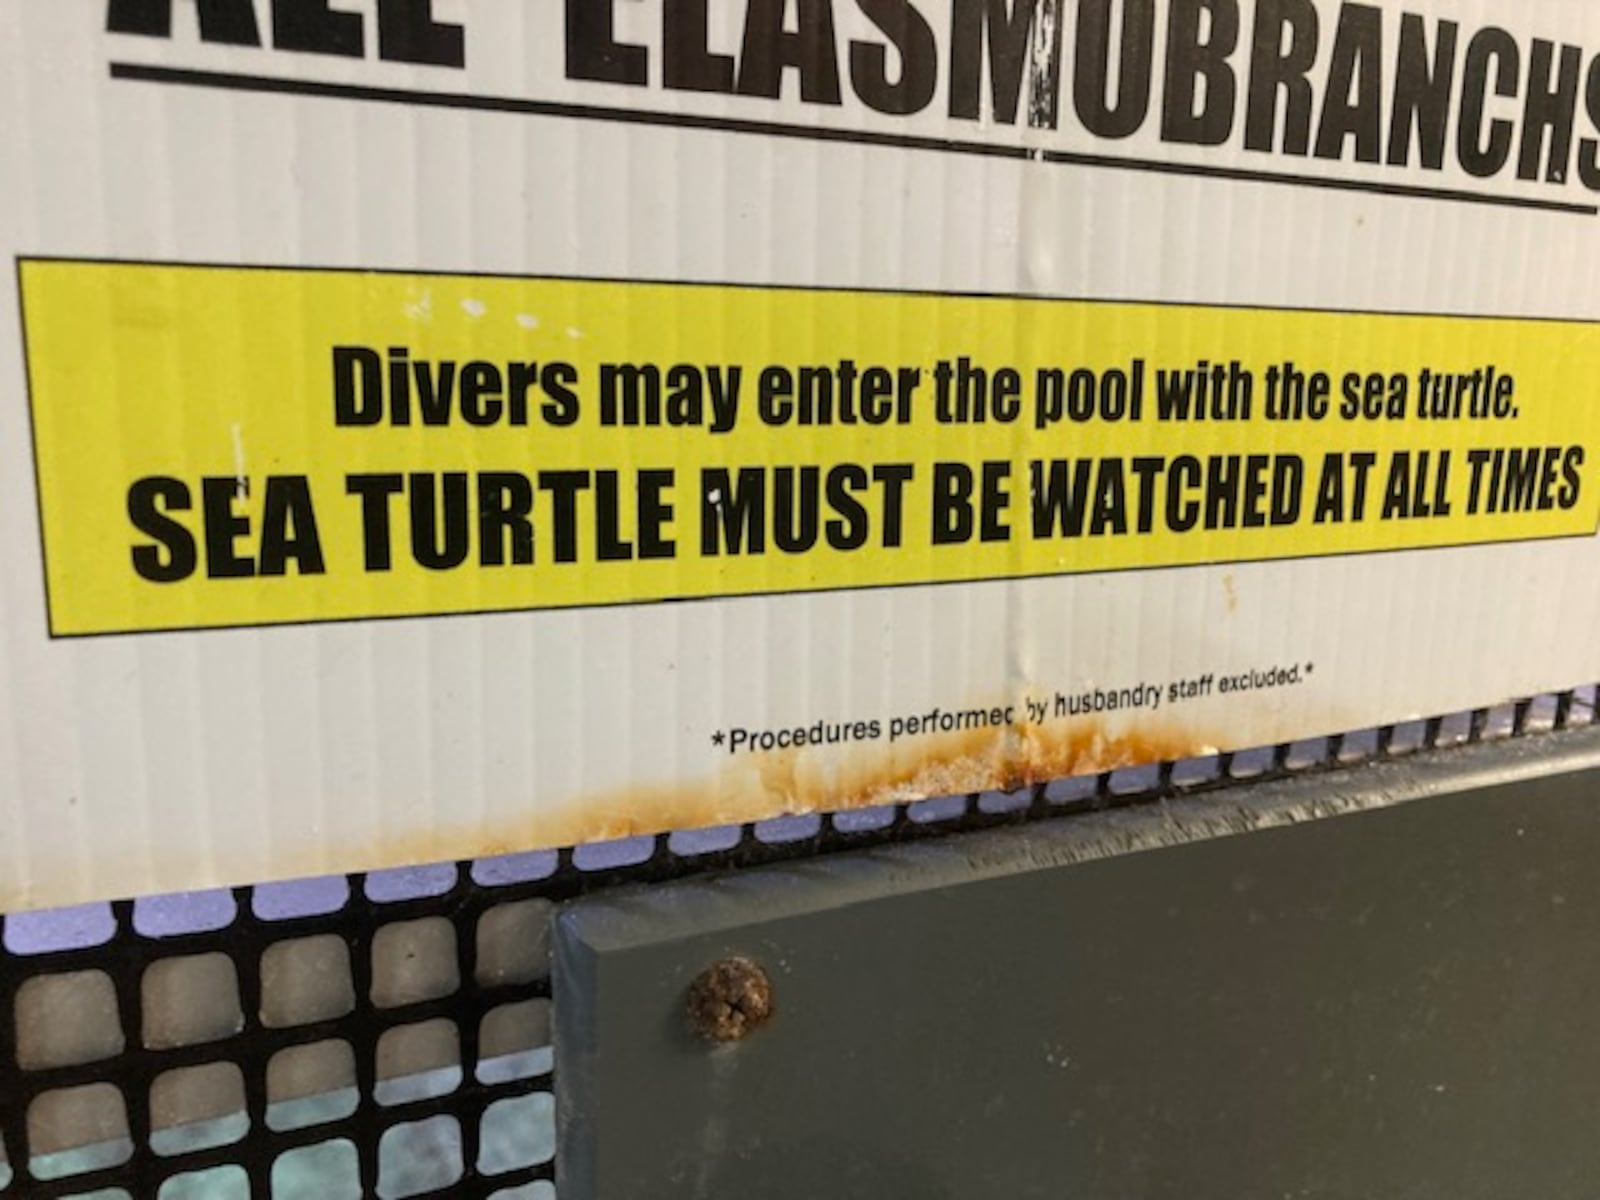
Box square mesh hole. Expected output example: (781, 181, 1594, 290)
(377, 1116, 463, 1199)
(271, 1139, 361, 1200)
(475, 899, 552, 987)
(908, 794, 968, 823)
(28, 1084, 132, 1181)
(142, 954, 243, 1049)
(572, 836, 655, 871)
(1338, 727, 1381, 762)
(471, 851, 558, 887)
(366, 864, 457, 903)
(831, 805, 897, 833)
(15, 970, 124, 1069)
(1388, 720, 1428, 755)
(1570, 686, 1599, 726)
(490, 1186, 556, 1200)
(157, 1165, 249, 1199)
(134, 890, 237, 939)
(1484, 703, 1518, 739)
(478, 1093, 556, 1175)
(260, 935, 356, 1028)
(1228, 746, 1277, 778)
(1043, 774, 1099, 806)
(668, 824, 744, 855)
(1108, 763, 1162, 795)
(754, 813, 822, 843)
(1285, 738, 1328, 770)
(977, 787, 1033, 815)
(1171, 754, 1222, 787)
(266, 1040, 358, 1133)
(1436, 710, 1474, 746)
(371, 918, 459, 1008)
(1525, 694, 1560, 733)
(254, 876, 349, 921)
(2, 903, 116, 956)
(375, 1019, 462, 1107)
(478, 999, 552, 1084)
(150, 1062, 248, 1157)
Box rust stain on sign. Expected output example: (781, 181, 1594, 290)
(385, 714, 1231, 859)
(0, 710, 1299, 913)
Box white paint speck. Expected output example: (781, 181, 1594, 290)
(404, 289, 434, 322)
(1027, 0, 1060, 126)
(565, 327, 584, 339)
(708, 488, 722, 505)
(516, 313, 540, 330)
(460, 298, 487, 318)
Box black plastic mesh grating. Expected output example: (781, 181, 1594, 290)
(0, 686, 1593, 1198)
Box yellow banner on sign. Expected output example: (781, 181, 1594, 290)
(18, 260, 1600, 636)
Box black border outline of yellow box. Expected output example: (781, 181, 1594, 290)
(14, 254, 1600, 641)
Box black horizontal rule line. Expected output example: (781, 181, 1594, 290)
(110, 62, 1599, 218)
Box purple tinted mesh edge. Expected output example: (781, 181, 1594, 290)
(3, 903, 117, 956)
(364, 864, 459, 904)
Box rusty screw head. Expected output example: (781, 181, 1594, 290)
(686, 956, 774, 1043)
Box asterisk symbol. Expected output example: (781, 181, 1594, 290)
(711, 730, 726, 746)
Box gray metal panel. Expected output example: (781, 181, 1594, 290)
(556, 729, 1600, 1199)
